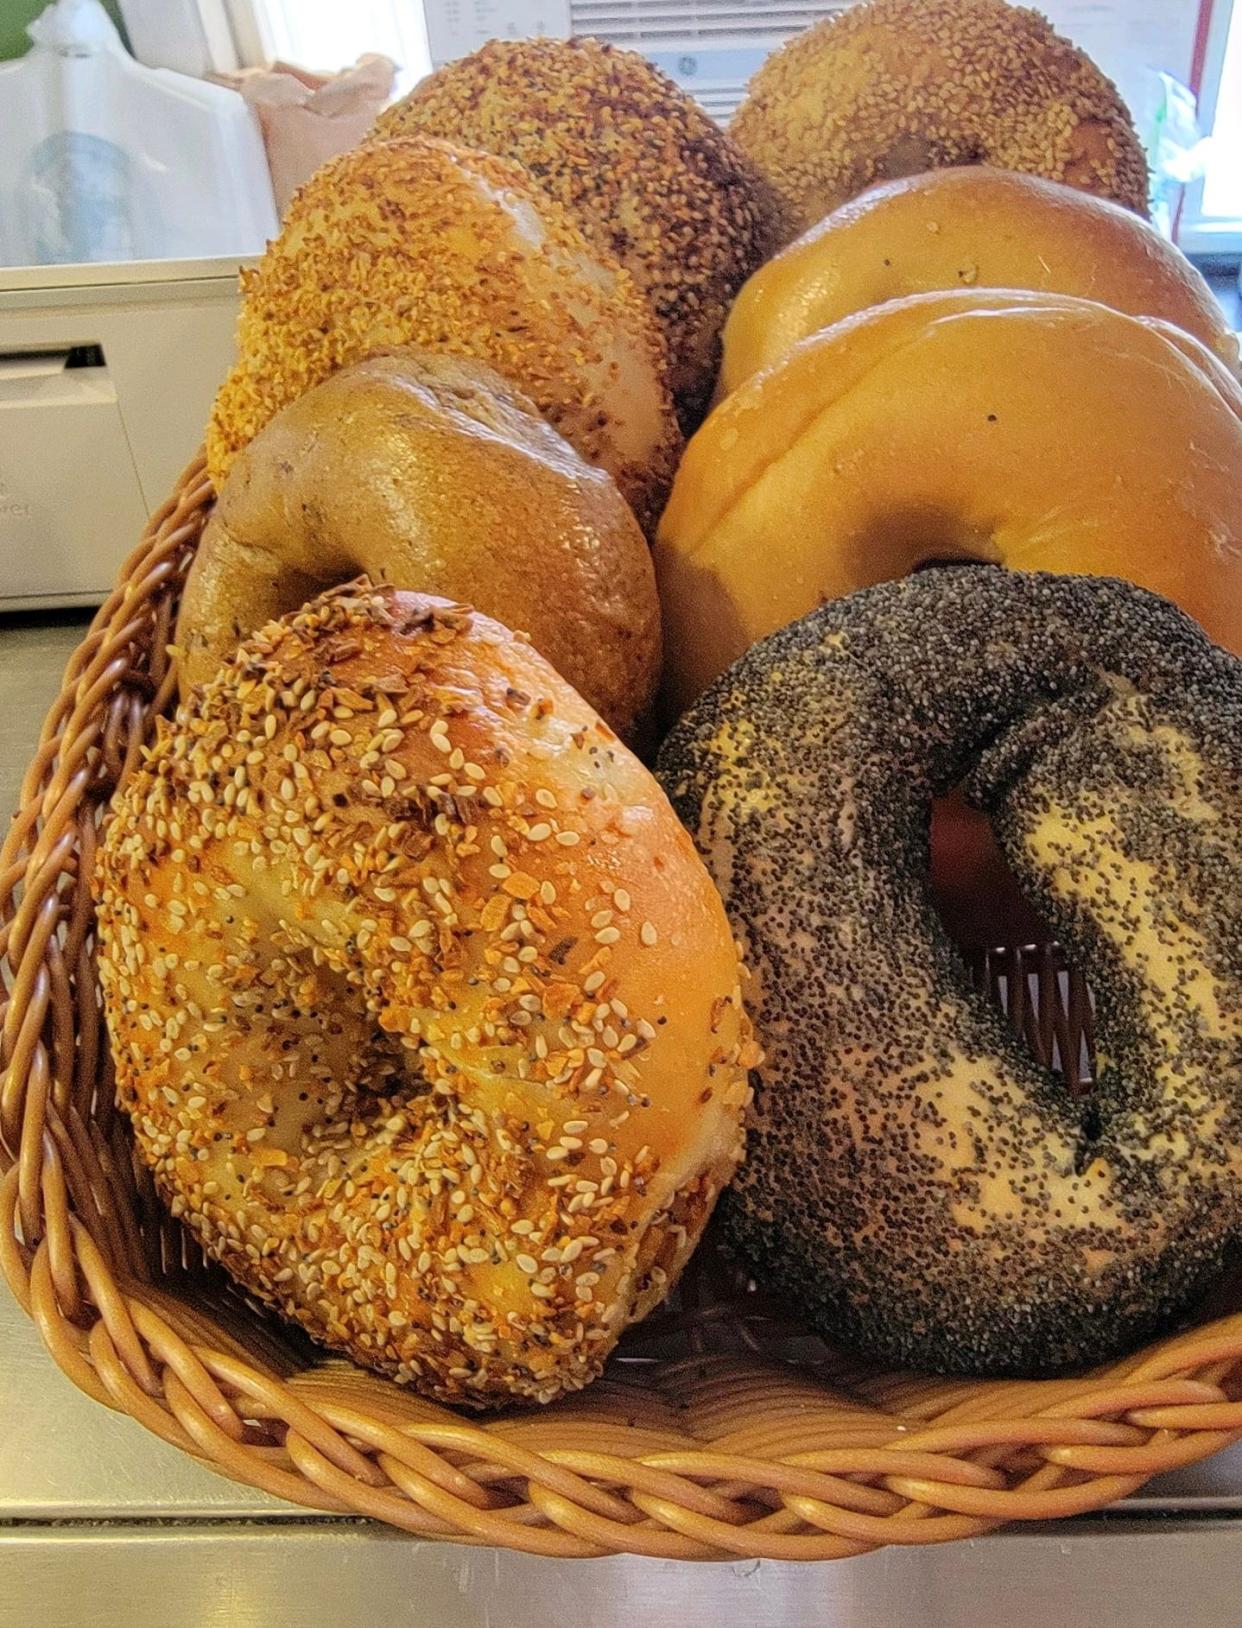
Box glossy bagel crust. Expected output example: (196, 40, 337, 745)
(180, 352, 661, 742)
(206, 138, 681, 532)
(720, 168, 1239, 396)
(96, 584, 754, 1405)
(730, 0, 1149, 236)
(657, 289, 1242, 714)
(658, 569, 1242, 1376)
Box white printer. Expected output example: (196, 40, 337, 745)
(0, 256, 245, 609)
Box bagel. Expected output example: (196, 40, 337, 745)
(657, 289, 1242, 714)
(180, 351, 661, 742)
(658, 568, 1242, 1375)
(731, 0, 1149, 236)
(720, 169, 1240, 396)
(375, 36, 786, 427)
(95, 583, 755, 1405)
(206, 137, 680, 531)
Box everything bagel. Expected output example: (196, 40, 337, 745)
(659, 569, 1242, 1376)
(96, 584, 754, 1404)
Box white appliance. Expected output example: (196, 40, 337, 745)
(0, 257, 245, 610)
(423, 0, 851, 120)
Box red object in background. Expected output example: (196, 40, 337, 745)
(1190, 0, 1220, 96)
(930, 790, 1053, 950)
(1173, 0, 1219, 242)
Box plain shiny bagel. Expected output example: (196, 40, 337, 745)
(95, 584, 755, 1405)
(730, 0, 1148, 236)
(657, 289, 1242, 714)
(180, 351, 661, 743)
(719, 168, 1240, 396)
(658, 569, 1242, 1376)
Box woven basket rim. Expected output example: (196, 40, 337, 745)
(3, 453, 1242, 1562)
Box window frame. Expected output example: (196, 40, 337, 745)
(219, 0, 430, 88)
(1179, 0, 1242, 258)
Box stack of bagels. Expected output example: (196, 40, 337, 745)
(94, 0, 1242, 1405)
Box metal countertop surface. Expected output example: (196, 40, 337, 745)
(4, 611, 1242, 1627)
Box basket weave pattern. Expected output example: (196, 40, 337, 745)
(4, 457, 1242, 1560)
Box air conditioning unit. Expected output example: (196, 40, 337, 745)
(424, 0, 851, 123)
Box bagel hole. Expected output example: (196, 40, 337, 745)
(931, 791, 1095, 1097)
(911, 554, 987, 573)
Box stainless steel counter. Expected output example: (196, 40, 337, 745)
(4, 612, 1242, 1628)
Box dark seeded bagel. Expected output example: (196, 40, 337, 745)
(658, 568, 1242, 1375)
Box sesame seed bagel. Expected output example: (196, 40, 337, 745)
(658, 569, 1242, 1375)
(206, 137, 681, 532)
(657, 289, 1242, 715)
(180, 351, 661, 743)
(731, 0, 1148, 238)
(375, 37, 787, 428)
(95, 584, 754, 1405)
(720, 168, 1240, 397)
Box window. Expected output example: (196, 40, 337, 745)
(1180, 0, 1242, 256)
(224, 0, 431, 94)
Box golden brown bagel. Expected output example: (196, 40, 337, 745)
(720, 168, 1239, 396)
(375, 36, 787, 428)
(96, 583, 756, 1406)
(657, 289, 1242, 715)
(731, 0, 1149, 237)
(207, 138, 681, 531)
(179, 351, 661, 742)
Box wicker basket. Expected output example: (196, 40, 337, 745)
(4, 456, 1242, 1562)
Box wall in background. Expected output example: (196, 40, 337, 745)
(0, 0, 126, 58)
(1042, 0, 1200, 131)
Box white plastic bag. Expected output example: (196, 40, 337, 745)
(1137, 70, 1214, 242)
(0, 0, 278, 267)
